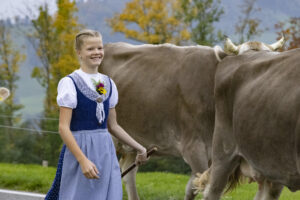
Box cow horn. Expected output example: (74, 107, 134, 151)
(269, 36, 285, 51)
(214, 45, 228, 62)
(224, 38, 239, 55)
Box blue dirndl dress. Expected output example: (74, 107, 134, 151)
(45, 72, 122, 200)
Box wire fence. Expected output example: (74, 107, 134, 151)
(0, 114, 59, 121)
(0, 113, 60, 134)
(0, 113, 62, 166)
(0, 124, 59, 134)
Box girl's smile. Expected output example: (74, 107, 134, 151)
(77, 37, 104, 70)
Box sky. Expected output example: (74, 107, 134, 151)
(0, 0, 57, 22)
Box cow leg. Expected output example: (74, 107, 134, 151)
(254, 180, 267, 200)
(182, 141, 210, 200)
(202, 122, 240, 200)
(119, 152, 140, 200)
(262, 181, 283, 200)
(202, 158, 239, 200)
(184, 173, 197, 200)
(254, 180, 283, 200)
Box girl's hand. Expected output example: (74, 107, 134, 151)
(79, 158, 100, 179)
(135, 147, 148, 166)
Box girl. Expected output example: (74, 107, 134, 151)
(45, 29, 148, 200)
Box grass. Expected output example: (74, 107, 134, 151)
(0, 163, 300, 199)
(0, 163, 55, 193)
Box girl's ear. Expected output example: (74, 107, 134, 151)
(76, 50, 81, 58)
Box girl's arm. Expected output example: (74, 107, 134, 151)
(59, 106, 99, 179)
(107, 108, 148, 165)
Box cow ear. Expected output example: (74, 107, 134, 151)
(214, 45, 228, 62)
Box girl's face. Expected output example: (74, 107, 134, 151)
(77, 37, 104, 69)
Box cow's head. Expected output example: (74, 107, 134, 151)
(0, 87, 10, 102)
(224, 37, 285, 55)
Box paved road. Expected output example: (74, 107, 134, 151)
(0, 189, 45, 200)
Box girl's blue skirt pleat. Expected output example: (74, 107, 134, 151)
(45, 129, 122, 200)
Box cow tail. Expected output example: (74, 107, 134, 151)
(224, 165, 245, 193)
(193, 164, 246, 195)
(192, 168, 211, 194)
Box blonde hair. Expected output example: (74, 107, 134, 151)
(75, 29, 102, 50)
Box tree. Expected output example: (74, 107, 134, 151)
(47, 0, 82, 166)
(275, 17, 300, 50)
(0, 22, 25, 125)
(235, 0, 264, 43)
(27, 5, 60, 166)
(29, 0, 82, 113)
(179, 0, 224, 45)
(51, 0, 83, 105)
(108, 0, 190, 45)
(0, 21, 25, 162)
(28, 5, 56, 113)
(28, 0, 82, 165)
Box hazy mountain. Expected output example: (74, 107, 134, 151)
(9, 0, 300, 116)
(76, 0, 136, 44)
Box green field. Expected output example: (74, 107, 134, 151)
(0, 163, 299, 200)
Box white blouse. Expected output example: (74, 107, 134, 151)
(57, 69, 118, 109)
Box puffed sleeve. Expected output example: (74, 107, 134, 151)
(57, 77, 77, 109)
(109, 78, 119, 108)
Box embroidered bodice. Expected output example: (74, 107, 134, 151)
(68, 72, 112, 131)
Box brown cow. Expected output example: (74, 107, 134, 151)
(99, 39, 284, 200)
(100, 43, 221, 200)
(202, 43, 300, 200)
